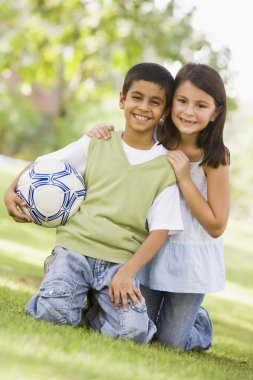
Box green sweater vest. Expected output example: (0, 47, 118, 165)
(56, 132, 176, 263)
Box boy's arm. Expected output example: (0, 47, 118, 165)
(109, 229, 168, 311)
(4, 163, 34, 223)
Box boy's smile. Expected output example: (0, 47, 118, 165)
(119, 80, 167, 148)
(133, 114, 151, 122)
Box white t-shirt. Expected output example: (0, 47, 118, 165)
(37, 135, 183, 234)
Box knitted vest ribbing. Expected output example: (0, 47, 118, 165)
(56, 132, 176, 263)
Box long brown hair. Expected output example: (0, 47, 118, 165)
(160, 63, 230, 167)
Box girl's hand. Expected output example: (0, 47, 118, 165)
(4, 188, 34, 223)
(108, 268, 143, 312)
(86, 124, 114, 140)
(167, 150, 191, 182)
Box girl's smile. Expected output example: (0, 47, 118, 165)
(179, 117, 197, 126)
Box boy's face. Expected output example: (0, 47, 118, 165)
(119, 80, 168, 135)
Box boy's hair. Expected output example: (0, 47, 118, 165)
(162, 63, 230, 167)
(122, 63, 174, 109)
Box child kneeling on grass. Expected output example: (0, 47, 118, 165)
(4, 62, 183, 344)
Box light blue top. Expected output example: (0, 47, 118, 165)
(137, 159, 226, 294)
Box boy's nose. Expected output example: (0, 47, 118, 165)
(137, 102, 149, 111)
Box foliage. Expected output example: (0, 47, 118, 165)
(226, 108, 253, 222)
(0, 0, 234, 158)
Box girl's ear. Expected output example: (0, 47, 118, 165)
(119, 91, 125, 109)
(210, 106, 222, 122)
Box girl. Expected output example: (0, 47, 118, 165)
(88, 63, 230, 351)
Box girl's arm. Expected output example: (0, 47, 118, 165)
(167, 150, 230, 237)
(86, 124, 114, 139)
(109, 229, 168, 311)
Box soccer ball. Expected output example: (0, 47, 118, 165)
(16, 158, 86, 227)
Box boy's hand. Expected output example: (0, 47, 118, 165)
(109, 268, 143, 312)
(86, 124, 114, 140)
(4, 188, 34, 223)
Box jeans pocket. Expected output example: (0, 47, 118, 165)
(38, 276, 77, 324)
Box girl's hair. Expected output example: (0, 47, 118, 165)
(160, 63, 230, 167)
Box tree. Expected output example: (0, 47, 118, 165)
(0, 0, 233, 158)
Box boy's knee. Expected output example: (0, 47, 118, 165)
(25, 275, 81, 325)
(119, 300, 156, 344)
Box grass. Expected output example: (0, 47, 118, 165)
(0, 160, 253, 380)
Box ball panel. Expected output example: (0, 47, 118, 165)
(34, 186, 65, 214)
(35, 159, 66, 173)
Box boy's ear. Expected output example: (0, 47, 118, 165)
(158, 110, 169, 127)
(119, 91, 125, 109)
(161, 109, 170, 121)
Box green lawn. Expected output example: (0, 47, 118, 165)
(0, 161, 252, 380)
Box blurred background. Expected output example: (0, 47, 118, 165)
(0, 0, 252, 224)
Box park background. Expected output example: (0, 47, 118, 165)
(0, 1, 252, 379)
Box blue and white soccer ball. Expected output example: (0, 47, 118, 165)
(16, 158, 86, 228)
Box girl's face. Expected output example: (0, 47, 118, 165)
(171, 80, 219, 137)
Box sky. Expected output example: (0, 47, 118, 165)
(181, 0, 252, 104)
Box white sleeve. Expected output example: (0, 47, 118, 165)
(147, 184, 184, 235)
(36, 135, 90, 176)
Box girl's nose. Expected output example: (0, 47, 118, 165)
(184, 104, 194, 115)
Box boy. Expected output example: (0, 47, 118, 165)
(4, 63, 183, 343)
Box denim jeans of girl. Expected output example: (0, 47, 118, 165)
(141, 285, 212, 351)
(25, 246, 156, 344)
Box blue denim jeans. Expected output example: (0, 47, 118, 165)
(25, 246, 156, 344)
(141, 285, 212, 351)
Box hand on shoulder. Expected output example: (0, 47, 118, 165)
(167, 150, 190, 182)
(86, 124, 114, 140)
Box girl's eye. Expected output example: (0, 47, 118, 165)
(151, 101, 160, 106)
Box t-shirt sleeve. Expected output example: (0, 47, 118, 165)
(36, 135, 90, 176)
(147, 184, 184, 234)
